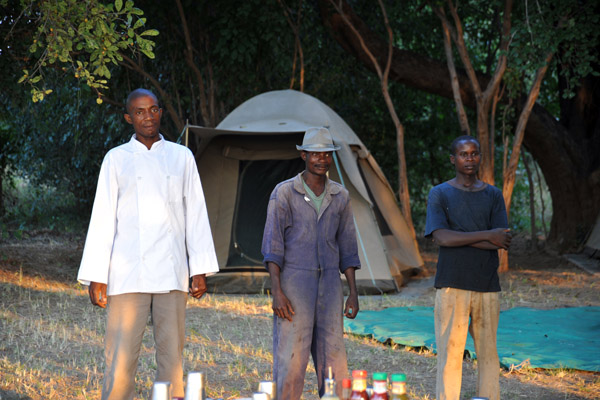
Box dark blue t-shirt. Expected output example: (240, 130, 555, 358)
(424, 182, 508, 292)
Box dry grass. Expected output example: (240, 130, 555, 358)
(1, 233, 599, 399)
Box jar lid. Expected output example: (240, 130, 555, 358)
(372, 372, 388, 381)
(391, 373, 407, 382)
(352, 370, 367, 378)
(342, 378, 352, 388)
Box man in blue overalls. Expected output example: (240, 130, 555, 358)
(262, 126, 360, 399)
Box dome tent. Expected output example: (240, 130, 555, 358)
(187, 90, 423, 294)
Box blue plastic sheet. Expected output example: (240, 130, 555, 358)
(344, 306, 600, 371)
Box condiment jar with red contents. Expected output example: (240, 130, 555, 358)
(350, 370, 369, 400)
(370, 372, 388, 400)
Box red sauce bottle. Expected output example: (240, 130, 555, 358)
(370, 372, 388, 400)
(350, 370, 369, 400)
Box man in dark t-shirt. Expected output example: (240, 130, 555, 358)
(425, 135, 512, 400)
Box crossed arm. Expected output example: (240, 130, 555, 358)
(432, 227, 512, 250)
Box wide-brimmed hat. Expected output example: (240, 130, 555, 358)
(296, 127, 340, 152)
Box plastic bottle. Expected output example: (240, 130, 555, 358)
(341, 378, 352, 400)
(350, 370, 369, 400)
(370, 372, 388, 400)
(321, 367, 340, 399)
(390, 374, 408, 400)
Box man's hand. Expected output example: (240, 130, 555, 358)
(344, 292, 359, 319)
(89, 281, 107, 308)
(267, 262, 295, 322)
(272, 290, 295, 322)
(343, 267, 359, 319)
(488, 228, 512, 250)
(189, 274, 208, 299)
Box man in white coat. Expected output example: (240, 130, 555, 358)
(77, 88, 218, 400)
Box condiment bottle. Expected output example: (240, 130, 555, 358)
(390, 374, 408, 400)
(350, 370, 369, 400)
(370, 372, 388, 400)
(321, 367, 340, 399)
(341, 378, 352, 400)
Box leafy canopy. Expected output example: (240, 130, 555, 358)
(7, 0, 158, 103)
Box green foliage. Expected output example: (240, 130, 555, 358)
(11, 0, 158, 102)
(510, 0, 600, 99)
(1, 78, 128, 216)
(1, 0, 595, 240)
(1, 172, 85, 234)
(507, 159, 552, 235)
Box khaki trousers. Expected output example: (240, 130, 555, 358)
(101, 291, 187, 400)
(435, 287, 500, 400)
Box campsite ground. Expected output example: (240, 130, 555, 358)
(0, 232, 599, 399)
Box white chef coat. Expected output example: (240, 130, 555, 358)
(77, 134, 219, 296)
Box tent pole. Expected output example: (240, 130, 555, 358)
(185, 120, 189, 148)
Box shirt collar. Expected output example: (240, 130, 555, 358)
(292, 172, 341, 195)
(129, 133, 165, 152)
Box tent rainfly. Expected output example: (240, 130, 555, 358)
(187, 90, 423, 294)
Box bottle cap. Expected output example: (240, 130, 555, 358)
(372, 372, 387, 381)
(342, 378, 352, 388)
(391, 373, 407, 382)
(352, 370, 367, 378)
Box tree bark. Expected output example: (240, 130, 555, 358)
(175, 0, 213, 127)
(326, 0, 417, 239)
(435, 6, 470, 135)
(318, 0, 600, 251)
(502, 52, 553, 215)
(278, 0, 305, 92)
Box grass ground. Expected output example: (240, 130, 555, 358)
(0, 232, 599, 399)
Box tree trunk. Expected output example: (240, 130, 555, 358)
(318, 0, 600, 251)
(502, 52, 553, 215)
(326, 0, 417, 239)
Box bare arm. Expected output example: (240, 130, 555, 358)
(267, 262, 295, 322)
(432, 228, 512, 250)
(470, 241, 506, 250)
(343, 267, 359, 319)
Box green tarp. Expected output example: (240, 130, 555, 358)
(343, 306, 600, 371)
